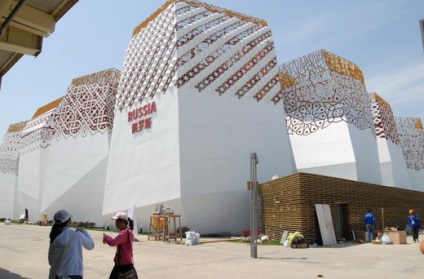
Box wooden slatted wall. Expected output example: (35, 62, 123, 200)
(258, 172, 424, 244)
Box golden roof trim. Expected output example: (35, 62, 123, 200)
(370, 92, 391, 108)
(279, 72, 298, 90)
(133, 0, 267, 36)
(32, 97, 64, 119)
(415, 118, 423, 130)
(7, 121, 29, 133)
(133, 0, 175, 36)
(322, 50, 365, 86)
(71, 68, 121, 87)
(185, 0, 267, 28)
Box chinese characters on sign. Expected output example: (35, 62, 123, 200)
(128, 101, 157, 134)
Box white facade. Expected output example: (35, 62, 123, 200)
(0, 122, 27, 219)
(370, 93, 411, 189)
(39, 69, 120, 225)
(16, 101, 61, 221)
(10, 69, 119, 224)
(396, 117, 424, 191)
(280, 49, 382, 184)
(104, 0, 297, 234)
(3, 0, 424, 229)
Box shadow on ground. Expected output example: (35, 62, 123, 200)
(0, 267, 29, 279)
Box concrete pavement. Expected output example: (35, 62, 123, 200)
(0, 223, 423, 279)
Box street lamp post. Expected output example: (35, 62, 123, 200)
(420, 19, 424, 52)
(250, 152, 259, 258)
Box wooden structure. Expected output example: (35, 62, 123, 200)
(148, 213, 182, 243)
(258, 172, 424, 244)
(148, 213, 167, 241)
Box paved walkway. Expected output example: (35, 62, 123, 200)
(0, 224, 423, 279)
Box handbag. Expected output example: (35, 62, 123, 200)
(118, 268, 138, 279)
(406, 225, 412, 234)
(117, 230, 138, 279)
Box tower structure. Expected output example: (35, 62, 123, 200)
(15, 98, 63, 221)
(0, 121, 27, 219)
(370, 93, 411, 189)
(396, 117, 424, 191)
(104, 0, 297, 234)
(39, 69, 120, 225)
(279, 49, 382, 184)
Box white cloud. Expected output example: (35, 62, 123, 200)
(282, 15, 333, 46)
(367, 62, 424, 99)
(367, 61, 424, 118)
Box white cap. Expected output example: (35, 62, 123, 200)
(53, 210, 72, 224)
(111, 211, 128, 221)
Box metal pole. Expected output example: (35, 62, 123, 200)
(381, 208, 385, 232)
(250, 153, 259, 258)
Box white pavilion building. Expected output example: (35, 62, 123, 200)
(369, 93, 411, 189)
(279, 49, 382, 185)
(396, 117, 424, 191)
(103, 0, 297, 234)
(0, 121, 28, 219)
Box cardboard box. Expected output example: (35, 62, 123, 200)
(383, 231, 407, 244)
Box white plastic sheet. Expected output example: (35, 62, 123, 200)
(185, 231, 200, 246)
(381, 233, 393, 244)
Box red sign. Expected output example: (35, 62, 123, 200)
(128, 101, 156, 134)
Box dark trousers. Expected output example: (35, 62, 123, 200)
(109, 263, 134, 279)
(55, 276, 82, 279)
(413, 227, 420, 242)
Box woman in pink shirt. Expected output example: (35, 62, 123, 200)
(103, 212, 137, 279)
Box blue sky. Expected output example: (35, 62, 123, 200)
(0, 0, 423, 135)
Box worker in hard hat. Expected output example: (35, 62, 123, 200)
(408, 209, 420, 243)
